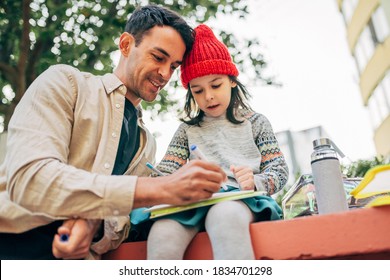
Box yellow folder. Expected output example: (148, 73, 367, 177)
(144, 190, 266, 218)
(350, 164, 390, 207)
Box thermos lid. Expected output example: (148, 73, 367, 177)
(312, 138, 331, 148)
(312, 138, 345, 158)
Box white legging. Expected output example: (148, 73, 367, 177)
(147, 200, 255, 260)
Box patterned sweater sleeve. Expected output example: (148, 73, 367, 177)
(247, 112, 289, 195)
(156, 123, 190, 175)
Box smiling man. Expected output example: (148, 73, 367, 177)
(0, 5, 227, 260)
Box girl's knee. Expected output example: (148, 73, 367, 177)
(208, 200, 252, 220)
(205, 201, 254, 231)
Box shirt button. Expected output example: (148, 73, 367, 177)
(111, 132, 117, 138)
(115, 103, 120, 109)
(113, 210, 119, 216)
(104, 163, 110, 169)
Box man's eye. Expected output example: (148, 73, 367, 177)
(153, 54, 163, 61)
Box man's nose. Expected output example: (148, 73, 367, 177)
(158, 64, 172, 80)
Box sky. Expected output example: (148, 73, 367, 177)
(143, 0, 377, 163)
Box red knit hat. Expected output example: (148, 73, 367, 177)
(180, 24, 239, 89)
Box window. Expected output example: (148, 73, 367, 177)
(368, 73, 390, 129)
(354, 26, 376, 72)
(371, 6, 390, 43)
(341, 0, 358, 24)
(368, 93, 383, 129)
(381, 72, 390, 111)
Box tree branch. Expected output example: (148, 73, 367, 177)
(0, 62, 17, 87)
(0, 62, 16, 76)
(0, 102, 10, 113)
(14, 0, 31, 103)
(18, 0, 31, 73)
(26, 26, 53, 85)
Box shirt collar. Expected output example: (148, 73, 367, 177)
(100, 72, 144, 119)
(101, 73, 126, 96)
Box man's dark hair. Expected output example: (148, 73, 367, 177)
(125, 4, 194, 53)
(181, 76, 252, 126)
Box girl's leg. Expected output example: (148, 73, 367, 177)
(205, 200, 255, 260)
(147, 219, 200, 260)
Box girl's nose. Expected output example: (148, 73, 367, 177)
(205, 90, 214, 101)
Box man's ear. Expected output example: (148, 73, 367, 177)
(119, 32, 135, 57)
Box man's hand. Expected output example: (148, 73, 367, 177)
(52, 219, 101, 259)
(230, 165, 255, 190)
(134, 160, 227, 208)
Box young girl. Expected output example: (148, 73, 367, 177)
(131, 24, 289, 259)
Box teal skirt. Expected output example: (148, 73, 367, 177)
(130, 187, 282, 228)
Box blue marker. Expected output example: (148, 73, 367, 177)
(190, 145, 208, 161)
(146, 162, 165, 176)
(60, 234, 69, 242)
(190, 145, 228, 190)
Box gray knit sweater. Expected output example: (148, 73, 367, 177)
(156, 110, 289, 195)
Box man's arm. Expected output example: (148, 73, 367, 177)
(5, 65, 134, 219)
(53, 160, 226, 259)
(133, 160, 227, 208)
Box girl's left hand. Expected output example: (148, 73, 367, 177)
(230, 165, 255, 190)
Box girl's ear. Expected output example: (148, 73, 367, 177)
(231, 80, 237, 88)
(119, 32, 135, 57)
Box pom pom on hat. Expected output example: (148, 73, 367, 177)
(180, 24, 239, 89)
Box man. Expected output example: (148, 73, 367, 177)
(0, 5, 226, 259)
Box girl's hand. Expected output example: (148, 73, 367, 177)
(230, 165, 255, 190)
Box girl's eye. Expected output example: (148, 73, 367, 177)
(193, 89, 203, 94)
(211, 84, 222, 89)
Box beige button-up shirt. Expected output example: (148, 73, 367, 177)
(0, 64, 156, 255)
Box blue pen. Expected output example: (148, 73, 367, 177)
(60, 234, 69, 242)
(190, 145, 228, 191)
(146, 162, 165, 176)
(190, 144, 208, 161)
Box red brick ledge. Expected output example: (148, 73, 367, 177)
(102, 205, 390, 260)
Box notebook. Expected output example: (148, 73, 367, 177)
(144, 190, 267, 218)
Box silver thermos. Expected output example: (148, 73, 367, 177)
(311, 138, 348, 214)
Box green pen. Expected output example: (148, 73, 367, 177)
(146, 162, 165, 176)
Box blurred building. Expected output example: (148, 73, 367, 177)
(275, 126, 329, 185)
(336, 0, 390, 158)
